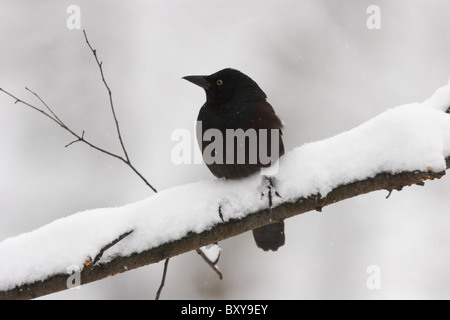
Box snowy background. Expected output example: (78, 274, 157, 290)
(1, 0, 450, 299)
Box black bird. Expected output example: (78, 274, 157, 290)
(183, 68, 285, 251)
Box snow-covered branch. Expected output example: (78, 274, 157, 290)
(1, 80, 450, 300)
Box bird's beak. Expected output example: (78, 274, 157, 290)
(182, 75, 210, 89)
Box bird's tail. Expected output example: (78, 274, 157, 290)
(252, 221, 285, 251)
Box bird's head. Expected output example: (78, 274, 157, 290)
(183, 68, 266, 103)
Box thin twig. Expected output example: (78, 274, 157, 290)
(386, 189, 392, 199)
(25, 87, 64, 127)
(1, 37, 158, 194)
(92, 230, 133, 266)
(82, 30, 130, 163)
(65, 131, 85, 148)
(155, 258, 170, 300)
(0, 88, 61, 126)
(196, 248, 223, 280)
(2, 87, 128, 163)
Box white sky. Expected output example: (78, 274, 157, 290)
(1, 0, 450, 299)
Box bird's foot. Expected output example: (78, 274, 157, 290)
(260, 176, 281, 209)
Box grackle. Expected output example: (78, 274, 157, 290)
(183, 68, 285, 251)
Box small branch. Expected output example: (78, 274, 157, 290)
(1, 87, 128, 164)
(25, 87, 65, 127)
(92, 230, 134, 266)
(218, 205, 224, 222)
(196, 247, 223, 280)
(65, 131, 85, 148)
(82, 30, 130, 163)
(81, 30, 158, 194)
(2, 162, 447, 300)
(127, 162, 158, 193)
(155, 258, 170, 300)
(1, 85, 157, 192)
(386, 189, 392, 199)
(0, 88, 61, 126)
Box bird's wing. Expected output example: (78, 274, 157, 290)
(244, 100, 284, 131)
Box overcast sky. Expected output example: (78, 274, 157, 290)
(1, 0, 450, 299)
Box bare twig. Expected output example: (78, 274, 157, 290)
(0, 88, 61, 126)
(82, 30, 130, 163)
(196, 247, 223, 280)
(155, 258, 170, 300)
(92, 230, 134, 266)
(65, 131, 85, 148)
(1, 39, 158, 194)
(386, 189, 393, 199)
(1, 162, 448, 300)
(1, 87, 127, 162)
(25, 87, 64, 127)
(82, 30, 158, 193)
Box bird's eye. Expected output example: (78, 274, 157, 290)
(216, 80, 223, 86)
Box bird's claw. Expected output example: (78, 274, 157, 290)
(260, 176, 281, 209)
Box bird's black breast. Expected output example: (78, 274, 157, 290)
(197, 101, 256, 130)
(196, 99, 284, 179)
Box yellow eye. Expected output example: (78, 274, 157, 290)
(216, 79, 223, 86)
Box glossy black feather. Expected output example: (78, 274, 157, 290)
(184, 68, 286, 251)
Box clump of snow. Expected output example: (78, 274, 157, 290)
(1, 81, 450, 292)
(276, 101, 450, 200)
(199, 244, 221, 265)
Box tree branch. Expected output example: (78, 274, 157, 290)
(196, 246, 223, 280)
(0, 162, 447, 300)
(82, 30, 130, 164)
(155, 258, 170, 300)
(91, 231, 134, 266)
(1, 87, 133, 163)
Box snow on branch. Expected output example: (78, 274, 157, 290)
(1, 81, 450, 300)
